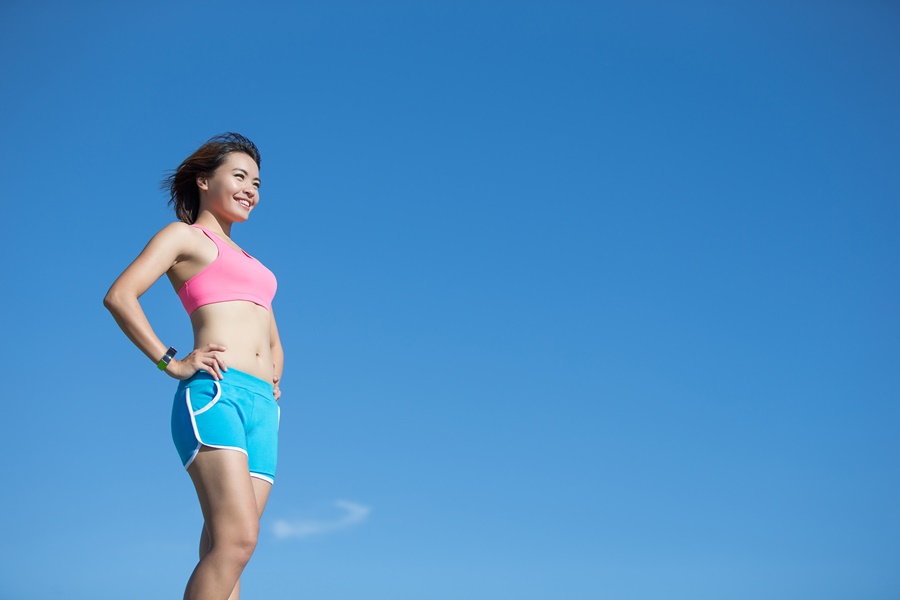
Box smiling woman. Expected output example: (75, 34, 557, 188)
(164, 134, 262, 224)
(103, 133, 284, 600)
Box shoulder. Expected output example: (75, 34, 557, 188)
(141, 222, 206, 260)
(158, 221, 195, 238)
(150, 222, 201, 246)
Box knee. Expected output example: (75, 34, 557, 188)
(234, 522, 260, 564)
(220, 522, 259, 566)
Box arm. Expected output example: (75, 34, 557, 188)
(103, 222, 227, 379)
(270, 309, 284, 400)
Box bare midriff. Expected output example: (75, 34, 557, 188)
(190, 301, 274, 383)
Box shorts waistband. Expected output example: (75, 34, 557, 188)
(178, 367, 274, 396)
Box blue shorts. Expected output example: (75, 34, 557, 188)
(171, 368, 280, 484)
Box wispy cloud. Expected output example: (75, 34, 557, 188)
(272, 500, 371, 540)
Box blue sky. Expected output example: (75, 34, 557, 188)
(1, 1, 898, 598)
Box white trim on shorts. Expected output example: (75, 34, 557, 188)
(183, 383, 249, 470)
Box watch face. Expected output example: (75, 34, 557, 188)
(159, 348, 176, 369)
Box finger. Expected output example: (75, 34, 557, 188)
(206, 343, 227, 352)
(214, 353, 228, 373)
(208, 360, 223, 380)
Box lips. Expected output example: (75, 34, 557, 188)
(236, 198, 252, 209)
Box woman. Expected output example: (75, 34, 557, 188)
(104, 132, 283, 600)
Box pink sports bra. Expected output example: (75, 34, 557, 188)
(177, 224, 277, 315)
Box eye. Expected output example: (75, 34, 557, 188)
(235, 173, 245, 180)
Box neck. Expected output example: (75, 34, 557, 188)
(193, 212, 233, 238)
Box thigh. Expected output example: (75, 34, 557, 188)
(188, 447, 258, 539)
(251, 477, 273, 517)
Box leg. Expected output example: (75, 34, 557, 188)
(183, 447, 259, 600)
(197, 475, 274, 600)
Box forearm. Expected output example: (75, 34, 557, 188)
(104, 291, 170, 365)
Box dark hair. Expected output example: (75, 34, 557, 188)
(163, 132, 261, 224)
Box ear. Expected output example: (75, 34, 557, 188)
(197, 173, 209, 191)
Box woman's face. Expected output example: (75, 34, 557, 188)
(197, 152, 261, 223)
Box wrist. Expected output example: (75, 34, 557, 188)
(156, 347, 177, 371)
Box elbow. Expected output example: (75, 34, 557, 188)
(103, 287, 124, 314)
